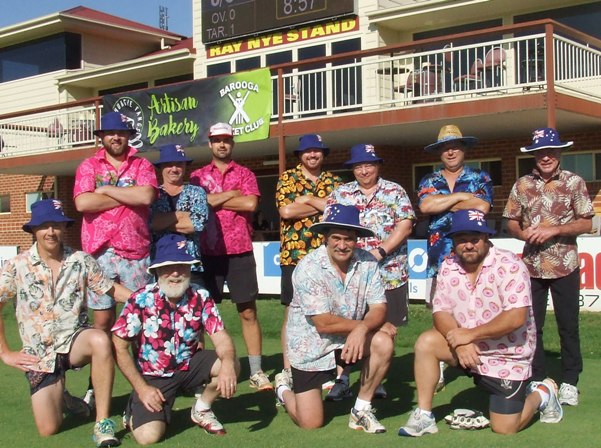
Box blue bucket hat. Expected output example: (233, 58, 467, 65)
(23, 199, 75, 233)
(446, 209, 496, 237)
(148, 234, 199, 274)
(520, 127, 573, 153)
(93, 111, 136, 137)
(310, 204, 374, 238)
(295, 134, 330, 157)
(344, 144, 383, 167)
(424, 125, 478, 153)
(154, 144, 193, 166)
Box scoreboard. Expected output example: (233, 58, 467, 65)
(202, 0, 355, 44)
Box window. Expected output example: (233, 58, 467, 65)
(207, 62, 231, 77)
(518, 151, 601, 180)
(0, 33, 81, 83)
(26, 191, 54, 213)
(236, 57, 261, 72)
(155, 74, 194, 86)
(332, 38, 362, 110)
(413, 159, 502, 191)
(98, 82, 148, 96)
(0, 194, 10, 213)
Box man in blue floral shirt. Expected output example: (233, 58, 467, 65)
(112, 234, 239, 444)
(151, 144, 209, 283)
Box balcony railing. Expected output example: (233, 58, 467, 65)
(1, 20, 600, 158)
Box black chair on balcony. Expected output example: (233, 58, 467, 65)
(483, 47, 507, 88)
(454, 58, 483, 92)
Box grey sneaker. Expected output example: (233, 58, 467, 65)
(93, 418, 120, 447)
(398, 408, 439, 437)
(559, 383, 579, 406)
(63, 390, 92, 418)
(249, 371, 274, 391)
(191, 407, 226, 435)
(325, 379, 353, 401)
(349, 406, 386, 433)
(537, 378, 563, 423)
(275, 369, 293, 406)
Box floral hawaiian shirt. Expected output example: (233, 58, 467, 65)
(276, 164, 343, 266)
(190, 161, 260, 256)
(73, 146, 158, 259)
(286, 245, 386, 371)
(417, 165, 493, 277)
(112, 282, 224, 377)
(151, 184, 209, 272)
(0, 244, 113, 373)
(327, 178, 416, 289)
(503, 167, 594, 279)
(433, 246, 536, 381)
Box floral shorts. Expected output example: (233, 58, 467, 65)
(88, 248, 153, 310)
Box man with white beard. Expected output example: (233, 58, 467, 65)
(112, 234, 239, 444)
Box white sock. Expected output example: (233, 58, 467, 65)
(418, 408, 434, 418)
(353, 397, 371, 412)
(194, 397, 211, 412)
(276, 385, 291, 403)
(533, 384, 550, 410)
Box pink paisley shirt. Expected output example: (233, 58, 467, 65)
(73, 147, 158, 259)
(432, 245, 536, 381)
(190, 161, 260, 256)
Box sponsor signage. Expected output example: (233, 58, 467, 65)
(102, 69, 272, 149)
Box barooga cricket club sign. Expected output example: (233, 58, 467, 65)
(102, 68, 272, 150)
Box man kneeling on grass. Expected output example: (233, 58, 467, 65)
(398, 209, 563, 437)
(112, 234, 239, 444)
(275, 204, 395, 433)
(0, 199, 131, 447)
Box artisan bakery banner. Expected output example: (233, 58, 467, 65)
(102, 68, 272, 150)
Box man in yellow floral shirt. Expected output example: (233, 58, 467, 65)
(275, 134, 343, 383)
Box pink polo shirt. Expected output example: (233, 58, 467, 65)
(432, 245, 536, 381)
(190, 160, 260, 256)
(73, 147, 158, 259)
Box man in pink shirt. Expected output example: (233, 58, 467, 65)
(190, 122, 272, 391)
(398, 209, 563, 437)
(74, 111, 158, 403)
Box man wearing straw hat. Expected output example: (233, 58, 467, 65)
(418, 124, 493, 390)
(275, 204, 394, 434)
(151, 143, 209, 285)
(0, 199, 131, 447)
(398, 209, 562, 437)
(503, 127, 594, 410)
(112, 233, 239, 443)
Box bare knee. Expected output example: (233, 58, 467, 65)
(414, 329, 444, 357)
(237, 302, 258, 323)
(132, 422, 165, 445)
(491, 423, 519, 435)
(36, 420, 61, 437)
(296, 413, 324, 429)
(371, 331, 394, 358)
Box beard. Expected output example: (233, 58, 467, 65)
(158, 276, 191, 299)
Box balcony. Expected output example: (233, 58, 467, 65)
(1, 20, 600, 174)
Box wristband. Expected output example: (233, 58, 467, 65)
(377, 246, 387, 258)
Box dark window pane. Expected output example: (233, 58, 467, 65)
(155, 74, 193, 86)
(480, 160, 502, 186)
(98, 82, 148, 96)
(236, 57, 260, 72)
(414, 165, 436, 191)
(518, 157, 536, 177)
(207, 62, 231, 77)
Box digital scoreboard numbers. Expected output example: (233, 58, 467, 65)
(202, 0, 355, 44)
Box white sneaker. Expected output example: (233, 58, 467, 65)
(558, 383, 579, 406)
(274, 369, 293, 406)
(398, 408, 438, 437)
(83, 389, 95, 410)
(349, 406, 386, 433)
(536, 378, 563, 424)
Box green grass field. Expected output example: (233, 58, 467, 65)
(1, 299, 600, 448)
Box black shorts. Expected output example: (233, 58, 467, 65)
(127, 349, 218, 428)
(280, 265, 296, 306)
(291, 350, 355, 394)
(201, 252, 259, 304)
(385, 284, 409, 327)
(472, 373, 528, 414)
(26, 327, 89, 395)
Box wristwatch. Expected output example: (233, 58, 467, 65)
(377, 246, 387, 258)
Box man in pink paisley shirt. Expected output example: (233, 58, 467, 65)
(399, 209, 563, 438)
(189, 122, 271, 391)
